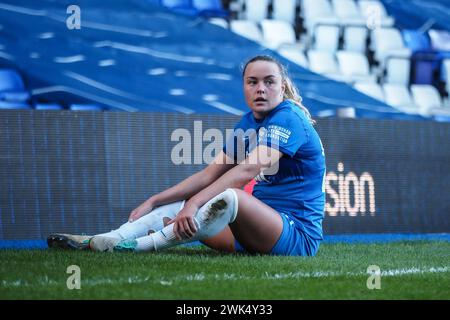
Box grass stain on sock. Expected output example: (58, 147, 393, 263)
(203, 199, 227, 224)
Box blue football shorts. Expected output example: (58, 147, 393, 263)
(234, 212, 320, 256)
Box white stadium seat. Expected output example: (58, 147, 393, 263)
(354, 81, 385, 102)
(371, 27, 411, 65)
(358, 0, 395, 28)
(313, 24, 340, 53)
(384, 57, 411, 85)
(260, 19, 297, 50)
(272, 0, 297, 25)
(244, 0, 269, 22)
(278, 48, 309, 68)
(410, 84, 443, 114)
(230, 20, 263, 43)
(307, 50, 342, 80)
(382, 83, 417, 112)
(428, 29, 450, 51)
(331, 0, 365, 26)
(336, 50, 376, 83)
(301, 0, 338, 37)
(343, 26, 368, 53)
(208, 18, 228, 28)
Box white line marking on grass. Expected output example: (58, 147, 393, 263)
(1, 267, 448, 288)
(380, 267, 449, 276)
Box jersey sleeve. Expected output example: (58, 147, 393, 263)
(259, 110, 308, 157)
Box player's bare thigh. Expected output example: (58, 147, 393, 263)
(201, 188, 283, 254)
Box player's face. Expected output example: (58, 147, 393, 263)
(243, 61, 285, 119)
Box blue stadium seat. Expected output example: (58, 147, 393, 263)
(161, 0, 198, 15)
(161, 0, 189, 6)
(0, 69, 31, 103)
(401, 30, 445, 86)
(70, 104, 103, 111)
(35, 103, 64, 110)
(402, 30, 432, 53)
(0, 69, 25, 91)
(192, 0, 229, 18)
(0, 100, 31, 109)
(410, 51, 441, 85)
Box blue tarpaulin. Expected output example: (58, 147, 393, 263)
(0, 0, 424, 120)
(382, 0, 450, 32)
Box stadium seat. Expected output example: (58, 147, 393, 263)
(0, 69, 31, 103)
(354, 82, 385, 102)
(410, 51, 441, 85)
(343, 26, 368, 53)
(208, 17, 228, 28)
(161, 0, 198, 15)
(0, 100, 31, 109)
(35, 103, 64, 110)
(410, 84, 443, 114)
(442, 59, 450, 95)
(0, 90, 30, 103)
(336, 51, 376, 83)
(301, 0, 338, 38)
(358, 0, 394, 28)
(0, 69, 26, 91)
(70, 104, 103, 111)
(371, 27, 411, 65)
(312, 24, 340, 53)
(402, 30, 432, 53)
(260, 19, 297, 50)
(384, 57, 411, 85)
(230, 20, 263, 43)
(382, 83, 417, 113)
(278, 48, 309, 69)
(331, 0, 365, 26)
(192, 0, 229, 18)
(243, 0, 269, 22)
(307, 50, 342, 80)
(428, 29, 450, 52)
(272, 0, 297, 25)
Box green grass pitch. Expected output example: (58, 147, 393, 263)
(0, 241, 449, 299)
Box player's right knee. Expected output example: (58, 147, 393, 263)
(193, 188, 239, 239)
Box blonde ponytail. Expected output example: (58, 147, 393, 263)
(283, 77, 316, 126)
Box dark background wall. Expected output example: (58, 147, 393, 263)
(1, 110, 449, 239)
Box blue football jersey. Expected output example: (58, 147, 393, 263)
(224, 100, 326, 240)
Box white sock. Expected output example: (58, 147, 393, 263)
(134, 189, 238, 252)
(136, 236, 156, 251)
(96, 201, 184, 240)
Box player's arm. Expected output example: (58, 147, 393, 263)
(152, 151, 236, 205)
(129, 151, 235, 221)
(185, 145, 283, 212)
(170, 145, 283, 238)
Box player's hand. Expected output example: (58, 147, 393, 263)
(128, 199, 154, 222)
(168, 204, 198, 240)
